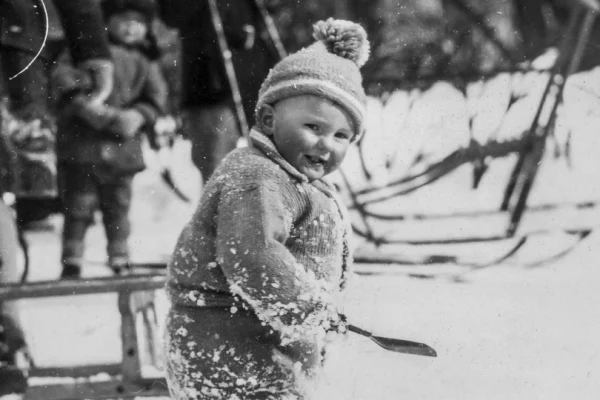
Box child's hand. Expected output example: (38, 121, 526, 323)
(107, 109, 146, 139)
(325, 313, 347, 335)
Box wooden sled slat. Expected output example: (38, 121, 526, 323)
(0, 275, 169, 400)
(348, 200, 598, 222)
(350, 198, 600, 245)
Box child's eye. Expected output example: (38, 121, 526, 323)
(305, 124, 319, 131)
(335, 131, 351, 140)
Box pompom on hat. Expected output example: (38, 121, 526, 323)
(255, 18, 370, 140)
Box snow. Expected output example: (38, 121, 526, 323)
(11, 66, 600, 398)
(317, 234, 600, 398)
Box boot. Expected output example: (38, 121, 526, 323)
(109, 256, 131, 275)
(0, 314, 30, 398)
(60, 263, 81, 279)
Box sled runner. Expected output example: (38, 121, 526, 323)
(341, 1, 600, 270)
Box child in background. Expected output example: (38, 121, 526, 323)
(52, 0, 171, 279)
(164, 18, 370, 399)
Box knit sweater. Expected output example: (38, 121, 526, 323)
(167, 128, 352, 343)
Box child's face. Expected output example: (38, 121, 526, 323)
(107, 11, 148, 46)
(265, 95, 355, 181)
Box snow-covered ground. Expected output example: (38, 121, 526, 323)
(14, 66, 600, 399)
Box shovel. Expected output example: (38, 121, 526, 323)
(347, 324, 437, 357)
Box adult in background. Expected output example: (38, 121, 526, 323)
(0, 0, 115, 226)
(1, 0, 114, 122)
(0, 0, 114, 396)
(158, 0, 280, 184)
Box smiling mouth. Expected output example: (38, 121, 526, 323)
(305, 155, 327, 166)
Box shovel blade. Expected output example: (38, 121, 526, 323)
(370, 335, 437, 357)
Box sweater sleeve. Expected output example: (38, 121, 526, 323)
(53, 0, 111, 63)
(216, 181, 340, 344)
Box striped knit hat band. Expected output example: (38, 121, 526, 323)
(255, 19, 370, 139)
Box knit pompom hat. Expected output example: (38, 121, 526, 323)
(255, 18, 370, 140)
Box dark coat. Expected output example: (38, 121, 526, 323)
(158, 0, 279, 121)
(0, 0, 110, 62)
(53, 45, 167, 172)
(164, 129, 351, 399)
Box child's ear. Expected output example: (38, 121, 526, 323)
(257, 104, 275, 136)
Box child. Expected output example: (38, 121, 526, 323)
(52, 0, 170, 279)
(164, 18, 370, 399)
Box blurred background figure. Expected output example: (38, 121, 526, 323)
(0, 0, 115, 228)
(0, 0, 65, 228)
(158, 0, 280, 184)
(1, 0, 113, 396)
(51, 0, 172, 279)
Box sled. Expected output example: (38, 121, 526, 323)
(342, 1, 600, 270)
(0, 274, 168, 400)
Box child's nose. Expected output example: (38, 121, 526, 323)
(317, 136, 335, 152)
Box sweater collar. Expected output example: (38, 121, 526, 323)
(249, 128, 336, 194)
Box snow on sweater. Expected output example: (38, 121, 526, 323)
(167, 128, 352, 344)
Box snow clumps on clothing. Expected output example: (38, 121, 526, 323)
(164, 128, 354, 399)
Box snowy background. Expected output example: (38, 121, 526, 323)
(13, 65, 600, 399)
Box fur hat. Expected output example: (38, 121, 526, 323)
(255, 18, 370, 139)
(101, 0, 157, 23)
